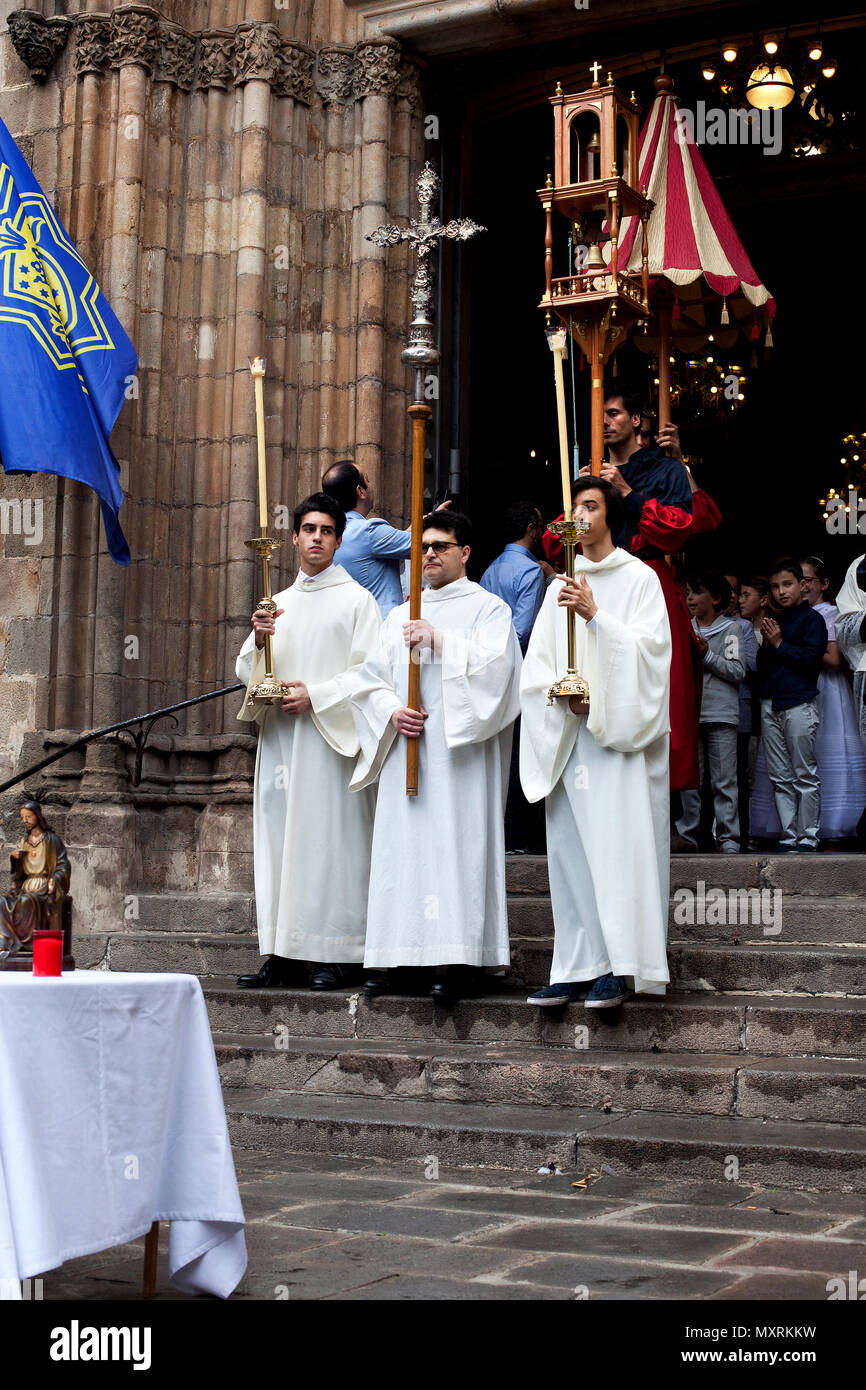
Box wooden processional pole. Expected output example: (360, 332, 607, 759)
(367, 163, 485, 795)
(405, 398, 430, 794)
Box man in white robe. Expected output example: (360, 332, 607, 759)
(520, 477, 671, 1009)
(235, 493, 381, 990)
(350, 511, 522, 1003)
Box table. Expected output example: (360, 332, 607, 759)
(0, 970, 247, 1300)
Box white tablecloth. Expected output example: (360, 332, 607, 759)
(0, 970, 246, 1300)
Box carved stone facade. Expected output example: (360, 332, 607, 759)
(0, 1, 425, 928)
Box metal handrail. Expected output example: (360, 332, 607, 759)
(0, 682, 246, 795)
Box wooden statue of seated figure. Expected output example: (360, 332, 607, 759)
(0, 801, 71, 965)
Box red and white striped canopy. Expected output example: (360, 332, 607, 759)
(617, 87, 775, 316)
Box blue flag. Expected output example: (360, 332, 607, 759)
(0, 116, 138, 564)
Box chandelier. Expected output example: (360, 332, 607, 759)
(819, 432, 866, 521)
(697, 32, 860, 156)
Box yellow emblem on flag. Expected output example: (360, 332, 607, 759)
(0, 161, 115, 374)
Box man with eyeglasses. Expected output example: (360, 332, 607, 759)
(350, 511, 522, 1003)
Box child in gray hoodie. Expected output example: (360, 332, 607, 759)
(675, 572, 746, 853)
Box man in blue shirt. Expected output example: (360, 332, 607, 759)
(480, 502, 546, 653)
(481, 501, 547, 853)
(321, 462, 410, 617)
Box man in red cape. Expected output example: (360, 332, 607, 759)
(543, 388, 720, 792)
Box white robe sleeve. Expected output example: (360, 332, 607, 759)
(349, 615, 404, 790)
(438, 598, 522, 748)
(584, 571, 670, 754)
(519, 586, 579, 803)
(306, 590, 382, 758)
(235, 632, 270, 728)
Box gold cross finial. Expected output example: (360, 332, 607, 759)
(590, 60, 602, 84)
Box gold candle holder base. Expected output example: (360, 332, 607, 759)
(546, 517, 592, 705)
(247, 675, 290, 707)
(547, 670, 590, 706)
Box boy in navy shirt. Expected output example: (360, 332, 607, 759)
(757, 558, 828, 851)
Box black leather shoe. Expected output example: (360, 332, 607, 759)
(363, 971, 389, 997)
(430, 966, 465, 1004)
(237, 956, 293, 989)
(310, 963, 349, 990)
(430, 966, 485, 1004)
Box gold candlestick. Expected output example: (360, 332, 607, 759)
(544, 323, 591, 706)
(243, 355, 288, 710)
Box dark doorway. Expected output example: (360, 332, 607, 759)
(428, 26, 866, 594)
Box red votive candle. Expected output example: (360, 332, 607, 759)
(32, 930, 64, 977)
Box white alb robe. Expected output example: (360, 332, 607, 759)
(236, 567, 381, 962)
(519, 548, 671, 994)
(351, 577, 522, 967)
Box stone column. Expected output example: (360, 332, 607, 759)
(353, 37, 400, 492)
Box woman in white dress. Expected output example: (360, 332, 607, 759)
(750, 557, 866, 843)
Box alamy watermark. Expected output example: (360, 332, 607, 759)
(672, 880, 782, 936)
(825, 488, 866, 535)
(675, 102, 782, 157)
(0, 497, 43, 545)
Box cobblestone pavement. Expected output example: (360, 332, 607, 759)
(38, 1151, 866, 1301)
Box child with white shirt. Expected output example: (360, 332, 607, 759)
(675, 572, 746, 853)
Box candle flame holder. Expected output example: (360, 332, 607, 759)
(243, 535, 288, 708)
(242, 356, 289, 711)
(546, 517, 592, 705)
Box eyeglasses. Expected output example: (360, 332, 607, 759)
(422, 541, 461, 554)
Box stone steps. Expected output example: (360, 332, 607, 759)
(512, 853, 866, 896)
(203, 981, 866, 1058)
(106, 932, 866, 993)
(509, 893, 866, 944)
(223, 1089, 866, 1191)
(513, 939, 866, 994)
(105, 850, 866, 1190)
(212, 1032, 866, 1124)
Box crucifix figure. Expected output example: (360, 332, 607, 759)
(366, 162, 485, 794)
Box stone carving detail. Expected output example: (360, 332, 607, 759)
(316, 45, 356, 106)
(275, 42, 314, 104)
(234, 22, 282, 86)
(73, 15, 112, 78)
(34, 11, 412, 105)
(156, 23, 197, 91)
(354, 39, 401, 99)
(396, 58, 423, 112)
(7, 10, 72, 84)
(110, 7, 161, 73)
(197, 30, 235, 91)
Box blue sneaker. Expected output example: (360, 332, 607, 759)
(584, 974, 631, 1009)
(526, 982, 584, 1007)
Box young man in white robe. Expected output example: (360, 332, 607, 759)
(350, 511, 522, 1004)
(235, 493, 381, 990)
(520, 477, 672, 1009)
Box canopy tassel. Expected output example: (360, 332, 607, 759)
(720, 297, 729, 325)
